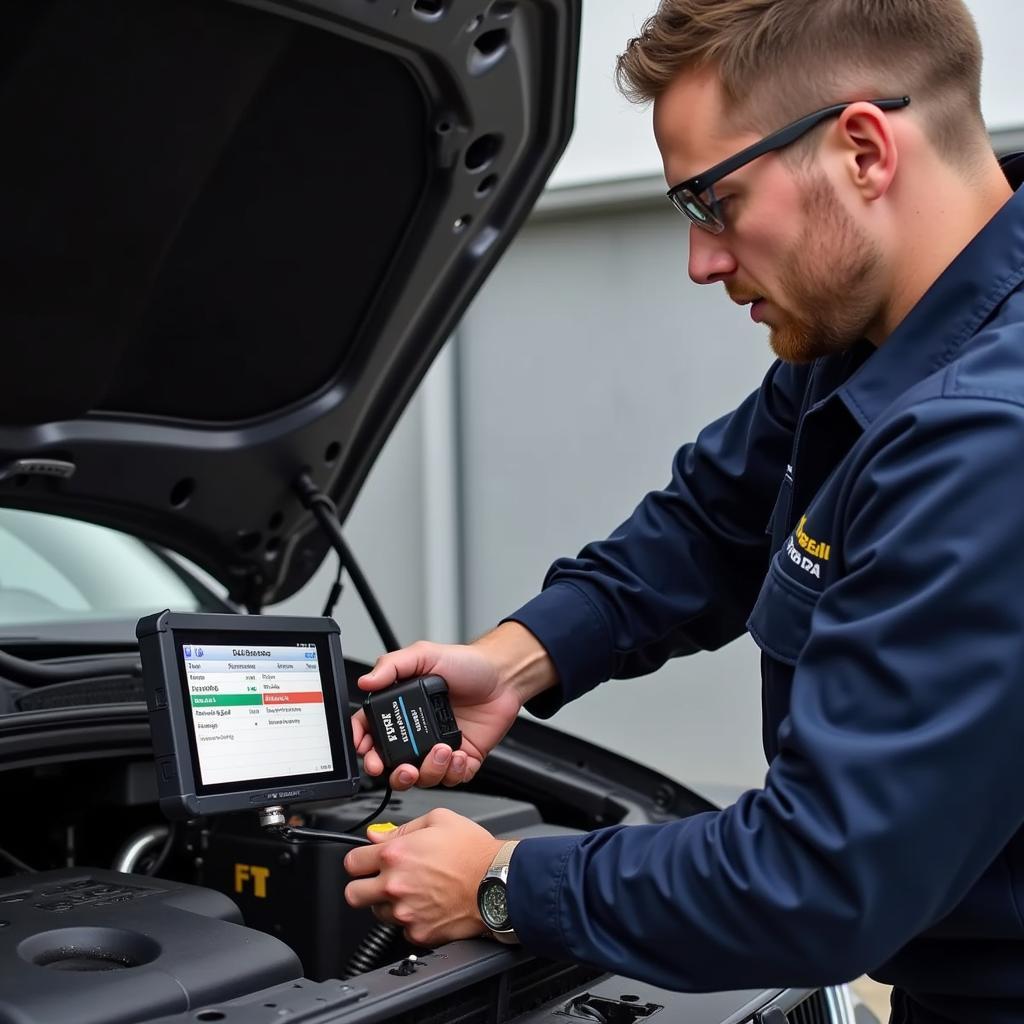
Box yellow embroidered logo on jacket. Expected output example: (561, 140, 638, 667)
(784, 516, 832, 580)
(795, 516, 831, 561)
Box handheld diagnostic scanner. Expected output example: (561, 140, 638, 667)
(137, 611, 361, 820)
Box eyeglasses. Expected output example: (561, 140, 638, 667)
(666, 96, 911, 234)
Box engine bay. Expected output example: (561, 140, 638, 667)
(0, 748, 593, 1024)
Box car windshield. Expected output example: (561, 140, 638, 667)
(0, 509, 227, 628)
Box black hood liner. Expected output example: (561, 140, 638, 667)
(2, 0, 424, 424)
(0, 0, 580, 608)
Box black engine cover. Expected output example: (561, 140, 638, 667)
(0, 867, 301, 1024)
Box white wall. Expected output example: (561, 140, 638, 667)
(548, 0, 1024, 190)
(457, 206, 774, 793)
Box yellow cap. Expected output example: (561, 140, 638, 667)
(366, 822, 399, 834)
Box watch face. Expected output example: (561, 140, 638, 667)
(479, 878, 510, 930)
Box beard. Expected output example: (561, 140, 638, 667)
(757, 175, 883, 364)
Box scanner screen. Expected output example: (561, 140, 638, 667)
(182, 641, 335, 786)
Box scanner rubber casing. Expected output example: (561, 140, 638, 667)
(137, 610, 360, 819)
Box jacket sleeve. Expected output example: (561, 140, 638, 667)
(506, 396, 1024, 990)
(505, 359, 808, 717)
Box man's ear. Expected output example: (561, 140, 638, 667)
(834, 101, 898, 201)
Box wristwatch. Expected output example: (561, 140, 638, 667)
(477, 840, 520, 943)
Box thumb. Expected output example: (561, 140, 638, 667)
(365, 813, 433, 842)
(365, 822, 401, 843)
(358, 643, 438, 691)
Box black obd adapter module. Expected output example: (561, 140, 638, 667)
(363, 675, 462, 771)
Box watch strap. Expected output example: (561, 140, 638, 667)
(488, 840, 518, 875)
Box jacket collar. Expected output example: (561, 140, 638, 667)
(827, 154, 1024, 428)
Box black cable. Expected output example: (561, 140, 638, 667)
(347, 783, 394, 833)
(276, 825, 371, 847)
(321, 556, 344, 618)
(294, 473, 401, 654)
(268, 783, 394, 849)
(0, 649, 141, 685)
(0, 844, 37, 874)
(291, 473, 400, 843)
(341, 920, 404, 978)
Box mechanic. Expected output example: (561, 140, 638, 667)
(344, 2, 1024, 1021)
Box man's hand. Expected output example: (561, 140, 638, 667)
(343, 808, 505, 947)
(350, 624, 556, 791)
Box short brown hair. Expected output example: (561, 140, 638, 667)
(616, 0, 987, 168)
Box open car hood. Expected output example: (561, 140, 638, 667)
(0, 0, 580, 608)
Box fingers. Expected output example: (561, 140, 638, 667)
(441, 750, 473, 787)
(460, 754, 482, 784)
(344, 838, 387, 879)
(361, 747, 385, 778)
(359, 743, 469, 789)
(344, 875, 388, 908)
(371, 904, 397, 926)
(380, 747, 478, 790)
(343, 842, 380, 880)
(355, 743, 474, 788)
(351, 709, 385, 777)
(385, 746, 471, 789)
(352, 711, 379, 763)
(344, 814, 435, 879)
(389, 763, 420, 790)
(380, 812, 436, 837)
(365, 822, 401, 846)
(351, 710, 372, 752)
(412, 744, 454, 787)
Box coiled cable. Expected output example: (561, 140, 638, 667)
(341, 920, 404, 978)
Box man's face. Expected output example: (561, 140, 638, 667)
(654, 69, 884, 363)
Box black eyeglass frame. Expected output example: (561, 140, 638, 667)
(666, 96, 911, 233)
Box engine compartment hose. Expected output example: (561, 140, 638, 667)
(0, 648, 142, 684)
(341, 921, 404, 978)
(113, 825, 172, 875)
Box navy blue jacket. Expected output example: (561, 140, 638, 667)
(506, 157, 1024, 1024)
